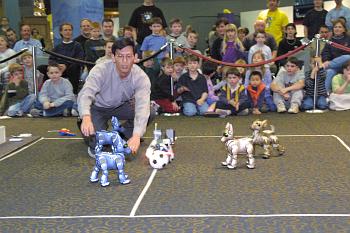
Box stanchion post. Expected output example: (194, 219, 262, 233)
(306, 34, 325, 114)
(169, 39, 175, 96)
(32, 46, 38, 97)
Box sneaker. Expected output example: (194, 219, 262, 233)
(288, 103, 299, 114)
(88, 147, 95, 158)
(237, 108, 249, 116)
(29, 108, 42, 117)
(63, 108, 70, 117)
(277, 102, 287, 113)
(16, 111, 23, 117)
(71, 109, 79, 117)
(216, 109, 231, 118)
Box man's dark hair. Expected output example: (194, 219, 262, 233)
(112, 37, 135, 54)
(250, 70, 262, 80)
(202, 61, 217, 75)
(102, 18, 114, 25)
(59, 22, 73, 32)
(215, 18, 229, 27)
(6, 28, 16, 34)
(286, 56, 303, 69)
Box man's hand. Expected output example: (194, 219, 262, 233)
(81, 115, 95, 137)
(128, 134, 141, 154)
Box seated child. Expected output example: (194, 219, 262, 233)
(152, 58, 180, 113)
(0, 63, 35, 116)
(328, 60, 350, 111)
(215, 67, 250, 117)
(30, 63, 77, 117)
(271, 57, 305, 113)
(172, 56, 186, 82)
(302, 57, 328, 110)
(20, 52, 44, 94)
(246, 71, 276, 115)
(201, 61, 219, 113)
(177, 55, 208, 116)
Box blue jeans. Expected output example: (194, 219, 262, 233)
(7, 94, 36, 116)
(302, 96, 328, 110)
(325, 55, 350, 92)
(182, 102, 209, 116)
(34, 100, 75, 117)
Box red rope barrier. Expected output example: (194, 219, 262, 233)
(328, 41, 350, 53)
(182, 44, 308, 68)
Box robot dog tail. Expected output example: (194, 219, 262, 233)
(263, 125, 275, 135)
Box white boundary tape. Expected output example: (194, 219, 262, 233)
(0, 213, 349, 219)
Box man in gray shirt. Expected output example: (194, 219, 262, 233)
(78, 38, 151, 156)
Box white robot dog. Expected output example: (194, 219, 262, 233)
(221, 122, 255, 169)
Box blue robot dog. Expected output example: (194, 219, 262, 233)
(90, 116, 132, 187)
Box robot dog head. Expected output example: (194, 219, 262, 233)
(221, 122, 234, 142)
(111, 116, 124, 133)
(250, 119, 268, 131)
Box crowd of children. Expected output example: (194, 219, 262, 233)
(1, 10, 350, 118)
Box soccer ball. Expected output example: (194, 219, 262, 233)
(148, 150, 169, 169)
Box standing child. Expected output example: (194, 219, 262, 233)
(152, 58, 180, 113)
(140, 50, 160, 93)
(271, 57, 305, 113)
(302, 56, 328, 110)
(166, 18, 188, 58)
(247, 71, 276, 114)
(248, 32, 272, 65)
(177, 55, 208, 116)
(221, 24, 246, 63)
(140, 17, 168, 61)
(216, 67, 250, 117)
(95, 39, 114, 64)
(20, 52, 43, 94)
(30, 63, 77, 117)
(85, 22, 105, 64)
(277, 23, 302, 67)
(0, 63, 35, 116)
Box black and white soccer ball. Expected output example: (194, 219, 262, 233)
(149, 150, 169, 169)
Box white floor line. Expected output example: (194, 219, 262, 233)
(129, 169, 157, 217)
(1, 213, 349, 220)
(0, 137, 44, 162)
(331, 135, 350, 153)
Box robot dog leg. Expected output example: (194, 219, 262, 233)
(115, 153, 130, 185)
(99, 157, 110, 187)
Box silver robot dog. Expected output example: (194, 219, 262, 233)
(250, 119, 285, 159)
(221, 122, 255, 169)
